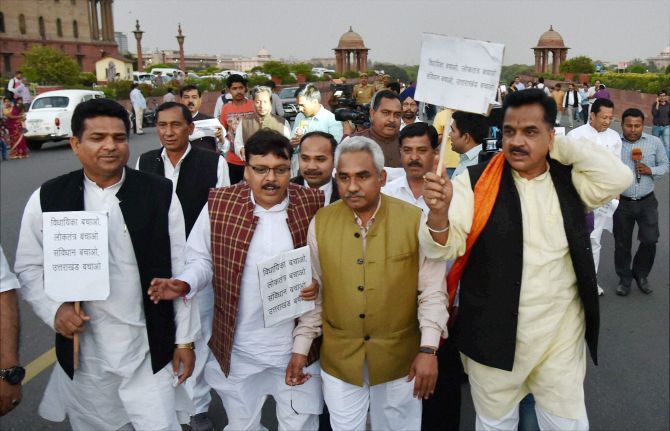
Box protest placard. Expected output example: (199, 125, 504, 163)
(43, 211, 110, 302)
(414, 33, 505, 116)
(257, 246, 314, 328)
(191, 118, 224, 139)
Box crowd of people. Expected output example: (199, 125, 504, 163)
(0, 68, 668, 431)
(1, 70, 33, 160)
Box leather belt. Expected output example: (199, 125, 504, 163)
(620, 192, 653, 202)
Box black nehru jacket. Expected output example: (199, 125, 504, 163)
(138, 145, 219, 236)
(454, 159, 599, 371)
(191, 112, 219, 153)
(290, 176, 340, 204)
(40, 168, 176, 379)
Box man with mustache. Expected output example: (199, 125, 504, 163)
(148, 129, 325, 430)
(568, 98, 622, 296)
(294, 136, 448, 430)
(233, 86, 291, 162)
(399, 87, 423, 131)
(136, 101, 229, 431)
(180, 85, 226, 153)
(421, 89, 632, 430)
(15, 98, 199, 430)
(291, 131, 340, 205)
(351, 90, 402, 167)
(381, 122, 437, 213)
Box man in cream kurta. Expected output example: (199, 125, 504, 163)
(420, 90, 632, 431)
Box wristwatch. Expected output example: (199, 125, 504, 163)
(419, 346, 438, 356)
(0, 366, 26, 385)
(175, 342, 195, 350)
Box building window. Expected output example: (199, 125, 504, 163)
(0, 12, 5, 33)
(3, 54, 12, 75)
(56, 19, 63, 37)
(76, 54, 84, 68)
(73, 20, 79, 38)
(38, 16, 46, 39)
(19, 14, 26, 35)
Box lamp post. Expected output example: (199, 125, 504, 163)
(132, 20, 144, 72)
(176, 24, 186, 74)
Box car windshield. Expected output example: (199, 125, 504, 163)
(279, 88, 298, 99)
(31, 96, 69, 109)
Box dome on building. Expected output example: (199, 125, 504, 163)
(534, 25, 567, 48)
(336, 26, 367, 49)
(661, 46, 670, 56)
(257, 47, 271, 58)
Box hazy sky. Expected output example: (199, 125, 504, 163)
(113, 0, 670, 66)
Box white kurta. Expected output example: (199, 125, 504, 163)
(15, 172, 199, 431)
(381, 174, 430, 214)
(567, 124, 622, 271)
(419, 136, 633, 420)
(178, 193, 323, 430)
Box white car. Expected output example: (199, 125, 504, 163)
(24, 89, 105, 150)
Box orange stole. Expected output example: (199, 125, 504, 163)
(446, 152, 506, 308)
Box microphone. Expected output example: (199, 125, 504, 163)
(632, 148, 643, 183)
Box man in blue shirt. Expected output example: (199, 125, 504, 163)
(614, 108, 669, 296)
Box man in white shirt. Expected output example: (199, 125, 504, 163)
(449, 111, 488, 178)
(0, 246, 23, 417)
(562, 83, 582, 129)
(5, 71, 22, 100)
(130, 83, 147, 134)
(136, 101, 228, 431)
(381, 122, 438, 213)
(148, 129, 325, 430)
(568, 98, 622, 296)
(15, 98, 199, 430)
(291, 131, 340, 205)
(180, 85, 226, 154)
(586, 79, 602, 116)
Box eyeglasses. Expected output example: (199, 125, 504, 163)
(247, 164, 291, 176)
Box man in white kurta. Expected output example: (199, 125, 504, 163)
(567, 98, 622, 295)
(420, 91, 632, 431)
(14, 98, 199, 431)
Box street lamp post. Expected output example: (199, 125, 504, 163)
(176, 24, 186, 74)
(132, 20, 144, 72)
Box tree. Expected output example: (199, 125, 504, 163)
(372, 63, 410, 83)
(646, 61, 659, 73)
(626, 58, 647, 74)
(262, 61, 291, 81)
(22, 45, 81, 86)
(500, 64, 535, 85)
(559, 56, 595, 74)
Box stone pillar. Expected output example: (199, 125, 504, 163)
(91, 0, 99, 40)
(87, 0, 95, 39)
(552, 50, 559, 75)
(106, 0, 115, 41)
(100, 0, 108, 40)
(345, 51, 350, 72)
(534, 50, 541, 73)
(361, 51, 368, 72)
(355, 51, 360, 72)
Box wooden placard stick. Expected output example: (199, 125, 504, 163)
(73, 301, 80, 370)
(436, 115, 454, 177)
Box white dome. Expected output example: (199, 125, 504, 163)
(257, 48, 271, 58)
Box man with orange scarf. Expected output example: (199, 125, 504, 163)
(420, 89, 632, 430)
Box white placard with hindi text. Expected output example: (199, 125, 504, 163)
(42, 211, 110, 302)
(257, 246, 314, 328)
(414, 33, 505, 115)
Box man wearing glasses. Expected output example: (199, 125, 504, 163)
(148, 129, 325, 430)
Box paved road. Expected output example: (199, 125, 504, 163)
(0, 119, 667, 430)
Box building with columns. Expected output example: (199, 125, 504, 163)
(334, 26, 369, 75)
(0, 0, 119, 77)
(532, 25, 569, 75)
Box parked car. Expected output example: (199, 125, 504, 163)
(24, 89, 105, 150)
(278, 86, 300, 121)
(132, 72, 154, 86)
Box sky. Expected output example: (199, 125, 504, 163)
(113, 0, 670, 66)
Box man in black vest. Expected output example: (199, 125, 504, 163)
(291, 131, 340, 205)
(180, 84, 226, 153)
(137, 101, 227, 431)
(562, 82, 581, 129)
(14, 98, 199, 430)
(420, 89, 632, 430)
